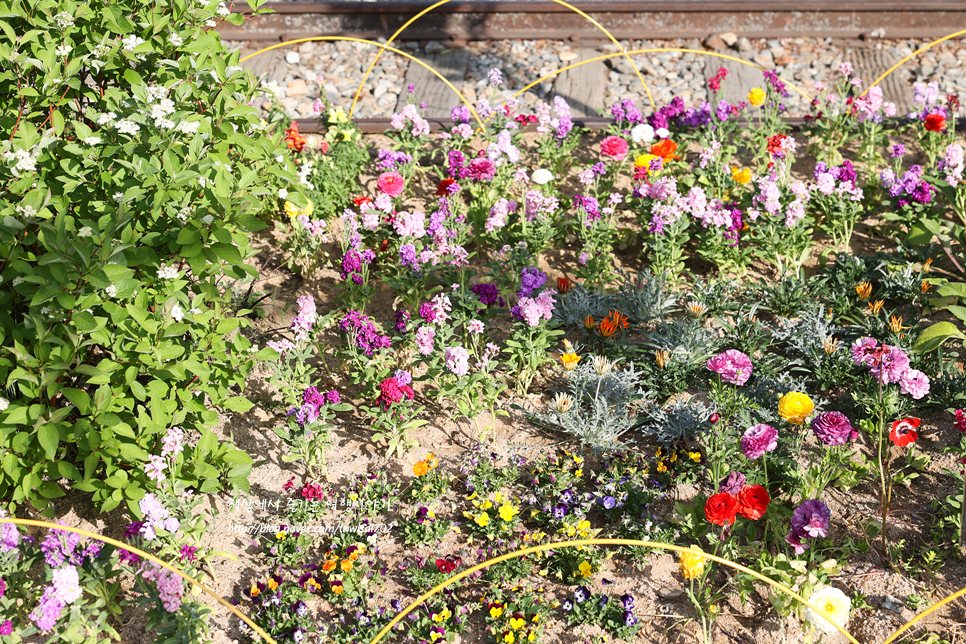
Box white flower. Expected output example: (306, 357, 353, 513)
(83, 137, 101, 146)
(204, 19, 216, 27)
(591, 355, 612, 376)
(53, 12, 74, 29)
(12, 277, 23, 286)
(189, 307, 201, 315)
(198, 176, 208, 188)
(217, 4, 230, 16)
(91, 43, 111, 61)
(77, 226, 93, 237)
(169, 33, 183, 47)
(176, 120, 200, 134)
(113, 192, 124, 201)
(121, 35, 145, 51)
(105, 285, 117, 298)
(171, 304, 184, 322)
(278, 188, 289, 199)
(55, 44, 72, 57)
(655, 127, 670, 139)
(0, 397, 8, 411)
(116, 119, 140, 135)
(631, 123, 655, 144)
(531, 168, 553, 185)
(15, 204, 37, 217)
(804, 586, 851, 635)
(96, 112, 116, 126)
(176, 206, 192, 223)
(157, 265, 180, 280)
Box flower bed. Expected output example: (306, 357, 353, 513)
(2, 5, 966, 643)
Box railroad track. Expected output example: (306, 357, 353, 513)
(220, 1, 966, 131)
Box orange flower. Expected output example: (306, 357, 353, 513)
(560, 352, 581, 371)
(868, 299, 884, 315)
(598, 317, 619, 338)
(322, 560, 337, 573)
(305, 577, 321, 592)
(921, 282, 932, 293)
(607, 310, 629, 330)
(413, 460, 429, 477)
(341, 560, 353, 572)
(331, 582, 344, 595)
(855, 281, 872, 299)
(557, 277, 573, 293)
(266, 578, 279, 591)
(650, 139, 679, 161)
(584, 315, 595, 330)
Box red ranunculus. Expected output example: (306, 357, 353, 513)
(705, 492, 738, 526)
(736, 484, 770, 521)
(600, 135, 629, 161)
(889, 417, 920, 447)
(436, 178, 456, 196)
(924, 113, 946, 132)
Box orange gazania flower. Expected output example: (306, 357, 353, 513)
(598, 317, 619, 338)
(607, 310, 629, 330)
(560, 352, 581, 371)
(650, 139, 679, 161)
(557, 277, 573, 293)
(921, 281, 932, 293)
(855, 281, 872, 299)
(868, 299, 885, 315)
(584, 315, 595, 330)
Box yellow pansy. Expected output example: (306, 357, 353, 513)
(578, 561, 593, 578)
(490, 606, 504, 619)
(509, 617, 526, 630)
(499, 503, 518, 522)
(476, 512, 490, 527)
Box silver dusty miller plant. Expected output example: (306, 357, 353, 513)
(527, 356, 652, 451)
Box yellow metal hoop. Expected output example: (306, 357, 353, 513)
(349, 0, 654, 119)
(882, 584, 966, 644)
(366, 538, 861, 644)
(0, 518, 277, 644)
(483, 47, 811, 129)
(864, 29, 966, 97)
(239, 37, 482, 128)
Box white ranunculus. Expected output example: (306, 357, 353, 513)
(531, 168, 553, 185)
(804, 586, 851, 635)
(631, 123, 654, 144)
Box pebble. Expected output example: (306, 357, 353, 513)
(656, 587, 684, 600)
(228, 36, 966, 119)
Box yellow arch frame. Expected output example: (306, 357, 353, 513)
(1, 518, 278, 644)
(239, 37, 483, 128)
(347, 0, 655, 118)
(864, 28, 966, 97)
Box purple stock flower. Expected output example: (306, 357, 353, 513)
(518, 267, 547, 299)
(338, 311, 391, 357)
(471, 283, 502, 307)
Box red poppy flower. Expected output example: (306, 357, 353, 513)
(736, 484, 770, 521)
(705, 492, 738, 526)
(924, 113, 946, 133)
(889, 417, 920, 447)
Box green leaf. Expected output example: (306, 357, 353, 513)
(37, 424, 60, 459)
(222, 395, 254, 413)
(913, 321, 966, 353)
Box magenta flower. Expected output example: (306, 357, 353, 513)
(898, 368, 930, 399)
(376, 171, 405, 197)
(785, 530, 809, 554)
(706, 350, 754, 386)
(810, 411, 855, 446)
(741, 423, 778, 460)
(718, 471, 746, 495)
(791, 499, 831, 539)
(466, 158, 496, 182)
(850, 336, 878, 367)
(870, 345, 910, 384)
(0, 619, 11, 635)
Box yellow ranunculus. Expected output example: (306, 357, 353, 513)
(748, 87, 767, 106)
(678, 545, 706, 581)
(778, 391, 814, 425)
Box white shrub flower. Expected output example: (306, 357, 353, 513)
(278, 188, 288, 199)
(157, 265, 180, 280)
(176, 120, 200, 134)
(55, 44, 72, 57)
(116, 119, 139, 135)
(83, 137, 101, 146)
(105, 285, 117, 298)
(171, 304, 184, 322)
(77, 226, 93, 237)
(113, 192, 124, 201)
(217, 4, 230, 16)
(53, 12, 74, 29)
(96, 111, 116, 126)
(121, 35, 145, 51)
(168, 33, 183, 47)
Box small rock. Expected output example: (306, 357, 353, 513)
(736, 37, 753, 53)
(775, 54, 794, 67)
(657, 587, 683, 601)
(303, 69, 317, 83)
(753, 51, 775, 70)
(704, 34, 726, 50)
(559, 50, 578, 62)
(882, 595, 903, 612)
(719, 31, 738, 47)
(296, 102, 314, 117)
(425, 40, 443, 53)
(374, 84, 387, 98)
(285, 51, 300, 65)
(286, 79, 308, 97)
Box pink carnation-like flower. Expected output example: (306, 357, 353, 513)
(898, 368, 930, 399)
(811, 411, 856, 446)
(850, 337, 878, 366)
(741, 423, 778, 460)
(600, 135, 629, 161)
(706, 350, 754, 386)
(377, 171, 405, 197)
(870, 345, 910, 385)
(52, 565, 82, 605)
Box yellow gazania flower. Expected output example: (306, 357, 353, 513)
(655, 349, 670, 369)
(778, 391, 814, 425)
(499, 503, 519, 522)
(731, 167, 752, 185)
(578, 561, 593, 578)
(748, 87, 767, 106)
(868, 299, 885, 315)
(855, 281, 872, 299)
(678, 545, 706, 581)
(560, 352, 581, 371)
(476, 512, 490, 527)
(889, 315, 908, 335)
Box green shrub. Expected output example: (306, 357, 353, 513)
(0, 0, 305, 514)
